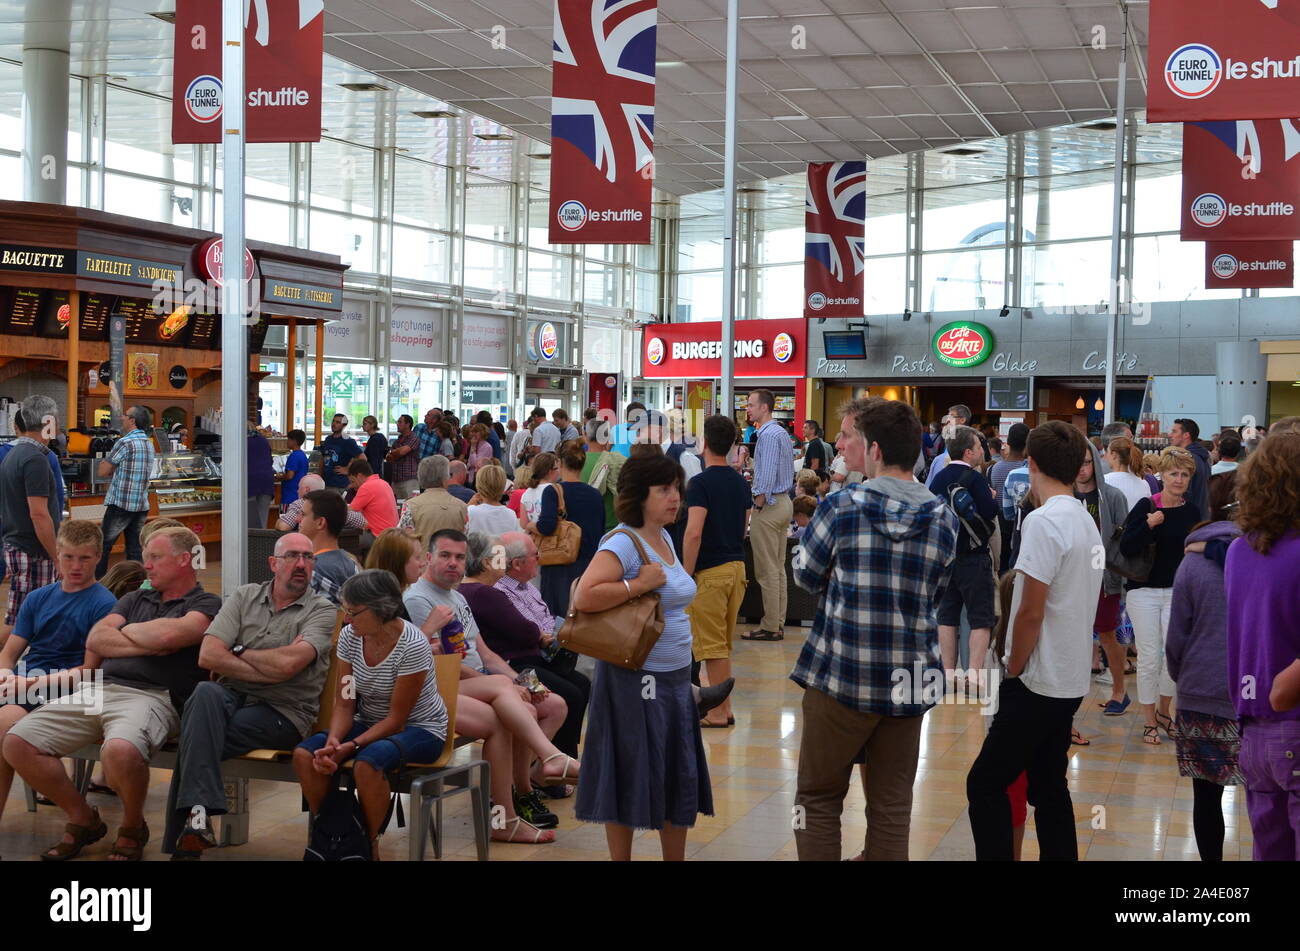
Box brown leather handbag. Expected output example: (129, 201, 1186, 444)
(533, 483, 582, 566)
(557, 529, 665, 669)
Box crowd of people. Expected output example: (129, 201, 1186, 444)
(0, 386, 1297, 862)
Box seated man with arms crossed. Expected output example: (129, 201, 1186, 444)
(167, 532, 338, 860)
(4, 527, 221, 861)
(0, 520, 117, 838)
(276, 473, 368, 535)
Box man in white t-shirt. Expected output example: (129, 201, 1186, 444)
(966, 421, 1102, 862)
(828, 453, 863, 490)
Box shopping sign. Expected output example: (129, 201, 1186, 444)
(172, 0, 325, 144)
(640, 319, 806, 378)
(1205, 240, 1295, 288)
(1147, 0, 1300, 122)
(1181, 120, 1300, 239)
(548, 0, 656, 244)
(804, 162, 867, 318)
(932, 321, 994, 368)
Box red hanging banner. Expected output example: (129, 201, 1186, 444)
(804, 162, 867, 318)
(548, 0, 656, 244)
(1181, 120, 1300, 240)
(640, 319, 806, 379)
(172, 0, 325, 145)
(1205, 241, 1295, 288)
(1147, 0, 1300, 122)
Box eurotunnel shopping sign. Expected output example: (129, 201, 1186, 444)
(931, 321, 994, 368)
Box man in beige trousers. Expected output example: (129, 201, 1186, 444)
(740, 389, 794, 642)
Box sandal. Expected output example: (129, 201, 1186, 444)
(40, 807, 108, 861)
(540, 752, 580, 786)
(1142, 725, 1161, 746)
(1156, 711, 1177, 738)
(1070, 728, 1091, 746)
(107, 823, 149, 862)
(740, 629, 783, 641)
(492, 816, 555, 844)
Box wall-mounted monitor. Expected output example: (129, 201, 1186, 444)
(987, 376, 1034, 412)
(822, 329, 867, 360)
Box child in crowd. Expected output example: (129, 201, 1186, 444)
(817, 471, 831, 500)
(790, 496, 817, 538)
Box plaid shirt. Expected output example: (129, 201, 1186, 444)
(751, 419, 794, 504)
(413, 423, 441, 459)
(104, 429, 155, 512)
(279, 498, 368, 533)
(392, 432, 419, 482)
(790, 478, 959, 715)
(494, 575, 555, 636)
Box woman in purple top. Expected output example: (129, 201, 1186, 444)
(1167, 520, 1244, 862)
(1223, 431, 1300, 861)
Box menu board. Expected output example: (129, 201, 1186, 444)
(117, 297, 163, 344)
(35, 290, 71, 337)
(247, 316, 269, 355)
(5, 287, 43, 333)
(187, 312, 218, 350)
(78, 295, 113, 342)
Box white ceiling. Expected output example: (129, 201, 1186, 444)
(0, 0, 1155, 197)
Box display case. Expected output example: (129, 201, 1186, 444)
(151, 450, 222, 513)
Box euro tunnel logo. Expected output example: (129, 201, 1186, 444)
(1165, 43, 1222, 100)
(807, 292, 827, 311)
(184, 75, 223, 123)
(556, 200, 588, 232)
(1211, 253, 1240, 279)
(1191, 192, 1229, 228)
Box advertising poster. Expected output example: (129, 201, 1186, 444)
(1181, 120, 1300, 240)
(1205, 240, 1294, 288)
(804, 161, 867, 318)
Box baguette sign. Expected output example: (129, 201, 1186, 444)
(932, 321, 994, 368)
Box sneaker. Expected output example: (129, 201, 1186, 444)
(171, 809, 217, 861)
(1095, 669, 1113, 686)
(513, 789, 558, 829)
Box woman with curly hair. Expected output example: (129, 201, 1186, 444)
(1224, 431, 1300, 860)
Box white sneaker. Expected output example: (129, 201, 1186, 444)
(1095, 669, 1113, 686)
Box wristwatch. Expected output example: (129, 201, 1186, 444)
(231, 644, 247, 657)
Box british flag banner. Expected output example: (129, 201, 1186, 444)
(1181, 119, 1300, 240)
(804, 162, 867, 317)
(549, 0, 656, 244)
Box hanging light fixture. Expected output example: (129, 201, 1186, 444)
(1094, 398, 1104, 412)
(1075, 396, 1086, 410)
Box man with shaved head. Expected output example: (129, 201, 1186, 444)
(165, 531, 338, 859)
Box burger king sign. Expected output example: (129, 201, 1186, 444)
(932, 321, 994, 368)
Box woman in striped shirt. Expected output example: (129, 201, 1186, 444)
(294, 570, 448, 860)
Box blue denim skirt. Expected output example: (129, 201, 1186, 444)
(575, 662, 713, 830)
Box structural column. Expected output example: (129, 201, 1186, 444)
(21, 0, 72, 204)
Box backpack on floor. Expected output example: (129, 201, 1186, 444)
(945, 478, 995, 552)
(304, 775, 372, 862)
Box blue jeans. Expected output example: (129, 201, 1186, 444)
(297, 722, 444, 772)
(96, 504, 148, 578)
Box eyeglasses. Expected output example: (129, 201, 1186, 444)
(275, 551, 317, 563)
(341, 605, 371, 620)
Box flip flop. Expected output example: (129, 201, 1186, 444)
(700, 718, 732, 728)
(1070, 729, 1091, 746)
(740, 629, 783, 641)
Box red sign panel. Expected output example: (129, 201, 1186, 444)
(1147, 0, 1300, 122)
(586, 372, 619, 413)
(195, 238, 257, 285)
(1181, 120, 1300, 240)
(640, 319, 807, 379)
(1205, 240, 1295, 288)
(172, 0, 324, 145)
(548, 0, 656, 244)
(804, 162, 866, 318)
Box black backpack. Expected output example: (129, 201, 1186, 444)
(944, 474, 995, 552)
(304, 775, 373, 862)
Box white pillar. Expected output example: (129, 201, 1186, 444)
(21, 44, 70, 203)
(221, 0, 249, 594)
(1104, 9, 1130, 426)
(718, 0, 740, 423)
(1215, 341, 1268, 434)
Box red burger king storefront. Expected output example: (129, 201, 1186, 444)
(639, 318, 808, 433)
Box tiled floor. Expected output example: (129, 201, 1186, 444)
(0, 561, 1254, 861)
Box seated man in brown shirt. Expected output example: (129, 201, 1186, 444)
(5, 527, 221, 861)
(167, 531, 338, 860)
(397, 455, 469, 548)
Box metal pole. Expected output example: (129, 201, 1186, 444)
(221, 0, 248, 594)
(1104, 6, 1129, 427)
(718, 0, 739, 425)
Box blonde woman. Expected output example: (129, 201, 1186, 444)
(466, 465, 518, 537)
(1119, 447, 1202, 745)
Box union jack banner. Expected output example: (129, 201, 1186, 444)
(549, 0, 656, 244)
(1181, 119, 1300, 240)
(805, 161, 867, 317)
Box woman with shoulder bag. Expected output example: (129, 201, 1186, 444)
(536, 444, 606, 617)
(570, 454, 712, 859)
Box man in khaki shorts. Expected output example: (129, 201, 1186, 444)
(683, 415, 749, 727)
(4, 526, 221, 861)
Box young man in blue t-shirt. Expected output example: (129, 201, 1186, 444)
(682, 415, 750, 727)
(277, 429, 310, 507)
(0, 519, 117, 827)
(320, 413, 362, 491)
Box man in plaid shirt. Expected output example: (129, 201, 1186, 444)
(790, 397, 958, 861)
(95, 406, 156, 578)
(412, 408, 443, 459)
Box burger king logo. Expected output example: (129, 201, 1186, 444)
(1211, 253, 1240, 279)
(556, 200, 588, 232)
(538, 321, 558, 360)
(1164, 44, 1222, 101)
(1190, 193, 1228, 229)
(646, 336, 665, 366)
(932, 320, 994, 368)
(184, 75, 223, 124)
(807, 292, 827, 311)
(772, 332, 794, 364)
